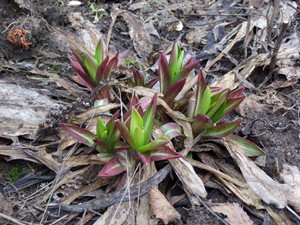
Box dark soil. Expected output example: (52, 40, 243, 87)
(0, 0, 299, 225)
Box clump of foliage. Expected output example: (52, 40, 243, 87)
(69, 38, 118, 100)
(62, 39, 264, 189)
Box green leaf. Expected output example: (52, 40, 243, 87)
(133, 126, 145, 148)
(130, 107, 144, 138)
(94, 38, 104, 65)
(211, 96, 245, 123)
(204, 119, 242, 138)
(206, 90, 228, 118)
(161, 122, 183, 140)
(194, 88, 211, 116)
(228, 134, 265, 157)
(60, 123, 95, 147)
(97, 116, 107, 140)
(142, 93, 157, 144)
(137, 137, 169, 153)
(172, 50, 184, 84)
(82, 52, 98, 83)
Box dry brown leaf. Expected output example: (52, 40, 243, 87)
(120, 11, 153, 59)
(235, 94, 270, 117)
(223, 137, 289, 209)
(280, 164, 300, 213)
(170, 158, 207, 198)
(0, 81, 61, 139)
(0, 193, 13, 217)
(93, 202, 131, 225)
(266, 206, 293, 225)
(136, 163, 158, 225)
(65, 154, 108, 167)
(150, 186, 181, 225)
(61, 179, 110, 206)
(278, 58, 300, 81)
(265, 80, 298, 90)
(212, 203, 254, 225)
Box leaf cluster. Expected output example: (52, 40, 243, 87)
(62, 39, 264, 188)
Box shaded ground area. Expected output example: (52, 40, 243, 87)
(0, 0, 300, 224)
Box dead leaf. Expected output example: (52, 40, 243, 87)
(277, 58, 300, 81)
(170, 158, 207, 198)
(120, 11, 153, 59)
(186, 28, 207, 44)
(235, 94, 269, 117)
(266, 206, 293, 225)
(212, 203, 254, 225)
(93, 202, 131, 225)
(150, 186, 181, 225)
(280, 164, 300, 213)
(265, 80, 297, 90)
(0, 81, 61, 139)
(0, 193, 13, 217)
(223, 136, 289, 209)
(128, 1, 149, 11)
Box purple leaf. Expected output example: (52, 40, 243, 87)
(163, 78, 186, 107)
(177, 57, 201, 79)
(100, 86, 111, 101)
(160, 122, 184, 140)
(116, 172, 128, 190)
(103, 52, 119, 80)
(146, 78, 159, 88)
(228, 134, 265, 157)
(135, 150, 151, 164)
(150, 146, 182, 162)
(192, 114, 213, 136)
(131, 66, 145, 86)
(203, 119, 242, 138)
(60, 123, 95, 147)
(169, 40, 179, 78)
(98, 158, 126, 177)
(69, 55, 97, 89)
(116, 120, 137, 150)
(228, 86, 245, 98)
(96, 55, 109, 82)
(94, 138, 107, 147)
(159, 52, 171, 94)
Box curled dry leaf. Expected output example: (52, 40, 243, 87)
(150, 186, 181, 225)
(212, 203, 254, 225)
(170, 158, 207, 198)
(280, 164, 300, 213)
(120, 11, 153, 59)
(223, 136, 289, 209)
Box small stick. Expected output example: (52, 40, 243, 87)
(267, 0, 281, 42)
(269, 21, 289, 71)
(0, 212, 25, 225)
